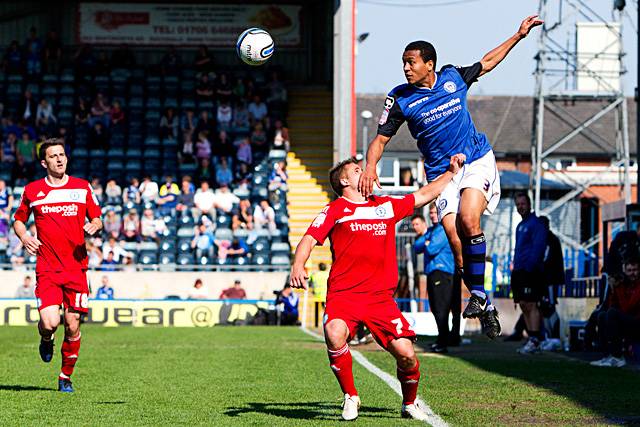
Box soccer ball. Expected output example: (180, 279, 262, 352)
(236, 28, 275, 66)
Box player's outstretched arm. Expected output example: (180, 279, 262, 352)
(13, 219, 41, 255)
(83, 217, 103, 236)
(478, 15, 543, 77)
(359, 134, 391, 197)
(413, 154, 465, 208)
(290, 234, 318, 290)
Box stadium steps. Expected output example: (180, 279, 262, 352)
(286, 152, 333, 267)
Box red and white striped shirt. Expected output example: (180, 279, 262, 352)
(14, 175, 101, 272)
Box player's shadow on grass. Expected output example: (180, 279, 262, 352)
(225, 401, 397, 420)
(0, 384, 52, 391)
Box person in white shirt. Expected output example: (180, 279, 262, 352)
(188, 278, 209, 300)
(139, 175, 159, 204)
(101, 237, 132, 263)
(193, 180, 217, 221)
(253, 199, 276, 232)
(214, 183, 239, 214)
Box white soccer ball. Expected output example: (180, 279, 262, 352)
(236, 28, 274, 66)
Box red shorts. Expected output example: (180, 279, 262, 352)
(324, 296, 416, 349)
(35, 270, 90, 313)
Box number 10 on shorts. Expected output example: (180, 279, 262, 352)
(74, 293, 89, 309)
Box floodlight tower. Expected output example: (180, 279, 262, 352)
(531, 0, 632, 251)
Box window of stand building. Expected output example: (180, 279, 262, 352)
(378, 157, 421, 188)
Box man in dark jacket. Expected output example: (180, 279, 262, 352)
(412, 204, 459, 353)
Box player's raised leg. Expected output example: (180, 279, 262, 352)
(324, 318, 360, 421)
(38, 305, 60, 363)
(58, 308, 82, 393)
(457, 188, 501, 338)
(386, 338, 429, 421)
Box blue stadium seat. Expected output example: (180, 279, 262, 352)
(41, 85, 57, 97)
(270, 242, 291, 257)
(129, 97, 144, 109)
(177, 253, 194, 266)
(252, 237, 270, 254)
(144, 137, 161, 148)
(235, 256, 248, 266)
(60, 85, 74, 96)
(139, 251, 158, 265)
(59, 96, 74, 108)
(216, 215, 231, 229)
(146, 98, 161, 109)
(160, 252, 176, 265)
(253, 254, 269, 266)
(271, 255, 290, 266)
(177, 227, 195, 238)
(214, 229, 233, 241)
(160, 240, 176, 253)
(42, 74, 57, 83)
(178, 239, 192, 253)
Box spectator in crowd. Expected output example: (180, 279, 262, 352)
(159, 46, 181, 75)
(266, 71, 288, 112)
(86, 240, 103, 268)
(194, 45, 214, 76)
(254, 199, 276, 232)
(270, 119, 290, 151)
(400, 168, 415, 187)
(103, 209, 122, 240)
(219, 279, 247, 300)
(140, 208, 166, 242)
(36, 99, 56, 133)
(195, 110, 215, 137)
(234, 137, 253, 170)
(1, 132, 17, 165)
(248, 95, 268, 125)
(102, 236, 130, 263)
(216, 157, 233, 188)
(214, 130, 234, 167)
(216, 100, 233, 132)
(110, 101, 125, 128)
(4, 40, 23, 74)
(89, 122, 108, 150)
(73, 44, 96, 77)
(96, 275, 115, 300)
(250, 123, 268, 159)
(159, 108, 179, 140)
(276, 284, 299, 325)
(232, 76, 246, 100)
(123, 177, 141, 205)
(196, 74, 214, 102)
(17, 132, 36, 165)
(90, 177, 104, 204)
(101, 251, 118, 271)
(122, 255, 136, 272)
(139, 175, 159, 204)
(7, 227, 26, 267)
(214, 183, 239, 214)
(95, 51, 111, 76)
(539, 216, 563, 348)
(188, 278, 209, 300)
(232, 199, 253, 231)
(234, 162, 252, 189)
(176, 177, 196, 217)
(0, 179, 14, 215)
(43, 30, 62, 74)
(122, 209, 141, 242)
(191, 223, 215, 259)
(511, 192, 547, 354)
(15, 275, 34, 298)
(157, 175, 180, 214)
(11, 154, 34, 186)
(197, 157, 213, 184)
(181, 108, 198, 144)
(180, 134, 195, 164)
(19, 90, 37, 125)
(233, 100, 251, 134)
(105, 179, 122, 204)
(268, 160, 288, 192)
(111, 43, 136, 69)
(194, 180, 216, 221)
(215, 237, 248, 261)
(412, 208, 459, 353)
(75, 98, 90, 127)
(591, 257, 640, 368)
(195, 131, 212, 164)
(215, 72, 233, 102)
(89, 93, 110, 128)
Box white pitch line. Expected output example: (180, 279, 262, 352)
(300, 327, 449, 427)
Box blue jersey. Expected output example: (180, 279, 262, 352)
(513, 213, 547, 273)
(413, 223, 455, 275)
(377, 63, 492, 181)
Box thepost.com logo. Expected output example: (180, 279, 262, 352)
(349, 221, 387, 236)
(40, 204, 79, 216)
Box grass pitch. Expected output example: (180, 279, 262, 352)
(0, 326, 638, 426)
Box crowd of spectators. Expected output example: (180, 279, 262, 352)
(0, 28, 291, 269)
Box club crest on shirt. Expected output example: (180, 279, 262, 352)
(70, 191, 80, 201)
(312, 212, 327, 228)
(443, 81, 457, 93)
(375, 206, 386, 217)
(438, 199, 447, 211)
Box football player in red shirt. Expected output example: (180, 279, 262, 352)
(290, 153, 465, 421)
(13, 139, 102, 393)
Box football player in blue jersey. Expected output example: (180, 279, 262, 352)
(358, 15, 543, 339)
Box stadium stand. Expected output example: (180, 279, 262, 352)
(0, 37, 291, 271)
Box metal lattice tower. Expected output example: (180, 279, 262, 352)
(531, 0, 632, 252)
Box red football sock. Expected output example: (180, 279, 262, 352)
(60, 333, 81, 379)
(327, 344, 358, 396)
(397, 359, 421, 405)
